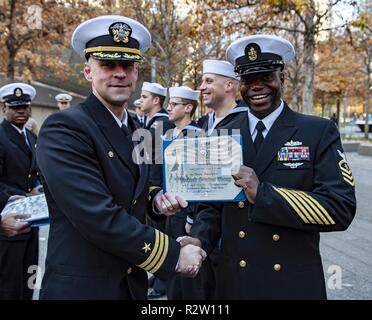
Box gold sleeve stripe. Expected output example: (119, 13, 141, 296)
(148, 235, 169, 274)
(138, 229, 160, 269)
(343, 177, 355, 186)
(145, 232, 165, 272)
(297, 191, 336, 225)
(272, 186, 310, 224)
(278, 188, 317, 224)
(340, 166, 352, 175)
(290, 191, 324, 225)
(342, 172, 354, 180)
(292, 191, 328, 225)
(341, 172, 354, 181)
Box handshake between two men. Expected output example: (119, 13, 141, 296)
(153, 190, 206, 278)
(152, 164, 260, 277)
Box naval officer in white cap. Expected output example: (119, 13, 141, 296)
(187, 34, 356, 299)
(36, 15, 206, 300)
(55, 93, 73, 111)
(0, 82, 41, 299)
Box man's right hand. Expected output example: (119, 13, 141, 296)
(176, 244, 206, 278)
(177, 235, 202, 248)
(0, 213, 31, 237)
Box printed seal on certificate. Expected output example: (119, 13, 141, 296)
(162, 134, 246, 202)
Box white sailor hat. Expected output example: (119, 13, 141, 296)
(169, 86, 200, 101)
(55, 93, 72, 102)
(203, 59, 237, 79)
(0, 83, 36, 107)
(141, 82, 167, 97)
(72, 15, 151, 62)
(226, 34, 295, 76)
(134, 99, 142, 107)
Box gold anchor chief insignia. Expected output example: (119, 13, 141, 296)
(248, 47, 257, 61)
(15, 88, 22, 97)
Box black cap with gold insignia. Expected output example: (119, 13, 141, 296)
(0, 83, 36, 107)
(226, 34, 295, 76)
(71, 15, 151, 62)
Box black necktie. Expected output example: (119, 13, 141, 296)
(21, 131, 31, 150)
(121, 124, 131, 136)
(254, 121, 265, 152)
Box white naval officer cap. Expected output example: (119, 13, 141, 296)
(203, 59, 237, 80)
(141, 82, 167, 97)
(71, 15, 151, 62)
(169, 86, 200, 101)
(226, 34, 295, 76)
(0, 83, 36, 107)
(55, 93, 72, 102)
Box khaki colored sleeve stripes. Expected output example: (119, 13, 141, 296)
(137, 229, 169, 274)
(272, 186, 336, 225)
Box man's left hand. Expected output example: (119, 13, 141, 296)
(154, 191, 188, 216)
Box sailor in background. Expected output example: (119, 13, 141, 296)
(0, 82, 41, 300)
(163, 86, 204, 299)
(55, 93, 72, 111)
(132, 98, 146, 128)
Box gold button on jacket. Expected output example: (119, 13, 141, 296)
(239, 260, 246, 268)
(239, 231, 245, 238)
(272, 234, 280, 241)
(238, 201, 245, 209)
(274, 264, 281, 271)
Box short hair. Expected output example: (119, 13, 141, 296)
(180, 98, 198, 117)
(149, 92, 166, 108)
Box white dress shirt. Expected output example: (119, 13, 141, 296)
(248, 100, 284, 140)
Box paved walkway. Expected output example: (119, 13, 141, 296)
(321, 152, 372, 299)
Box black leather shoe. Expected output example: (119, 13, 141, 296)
(148, 288, 166, 299)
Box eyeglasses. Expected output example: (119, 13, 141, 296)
(168, 102, 188, 109)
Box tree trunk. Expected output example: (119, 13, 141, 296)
(336, 96, 341, 127)
(364, 52, 371, 139)
(301, 7, 316, 115)
(321, 96, 325, 117)
(6, 0, 17, 80)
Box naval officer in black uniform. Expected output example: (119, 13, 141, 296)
(185, 34, 356, 299)
(36, 15, 206, 300)
(0, 83, 41, 300)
